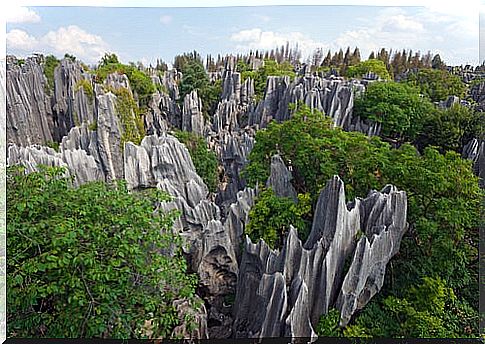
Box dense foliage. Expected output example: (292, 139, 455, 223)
(7, 166, 198, 339)
(414, 103, 483, 154)
(346, 59, 391, 80)
(243, 104, 481, 338)
(353, 81, 435, 143)
(238, 59, 295, 100)
(246, 189, 312, 249)
(173, 130, 219, 192)
(96, 53, 156, 109)
(403, 68, 467, 102)
(178, 58, 222, 117)
(43, 55, 60, 94)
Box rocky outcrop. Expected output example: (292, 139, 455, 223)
(249, 75, 365, 130)
(6, 56, 55, 146)
(52, 59, 95, 140)
(266, 155, 297, 202)
(182, 90, 206, 136)
(463, 138, 485, 188)
(233, 176, 407, 338)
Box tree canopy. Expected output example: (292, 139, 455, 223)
(7, 166, 198, 339)
(347, 59, 391, 80)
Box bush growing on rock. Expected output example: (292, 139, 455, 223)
(173, 130, 219, 192)
(246, 188, 312, 249)
(96, 53, 156, 109)
(7, 166, 198, 339)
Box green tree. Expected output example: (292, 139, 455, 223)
(353, 81, 435, 143)
(346, 59, 391, 80)
(246, 189, 312, 249)
(173, 130, 219, 192)
(7, 166, 198, 339)
(414, 104, 483, 153)
(403, 68, 466, 102)
(99, 53, 120, 67)
(178, 59, 221, 117)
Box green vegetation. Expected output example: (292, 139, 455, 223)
(177, 56, 221, 117)
(96, 53, 156, 109)
(403, 68, 466, 102)
(173, 130, 219, 192)
(64, 53, 76, 62)
(7, 166, 198, 339)
(238, 59, 296, 100)
(244, 104, 481, 338)
(43, 55, 60, 94)
(75, 79, 94, 104)
(415, 103, 483, 154)
(88, 121, 98, 132)
(45, 141, 60, 152)
(347, 59, 391, 80)
(246, 189, 312, 249)
(353, 81, 435, 143)
(113, 87, 145, 147)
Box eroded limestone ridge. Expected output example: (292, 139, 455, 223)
(233, 174, 408, 339)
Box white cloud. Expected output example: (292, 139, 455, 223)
(333, 6, 478, 65)
(6, 25, 109, 64)
(160, 15, 172, 25)
(6, 6, 41, 24)
(6, 29, 38, 50)
(230, 28, 325, 57)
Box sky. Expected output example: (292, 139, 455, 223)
(3, 1, 483, 66)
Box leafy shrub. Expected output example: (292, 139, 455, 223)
(75, 79, 94, 104)
(43, 55, 60, 94)
(246, 189, 312, 249)
(173, 130, 219, 192)
(113, 87, 145, 147)
(7, 166, 198, 339)
(414, 104, 483, 153)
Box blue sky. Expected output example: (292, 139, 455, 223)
(5, 4, 480, 66)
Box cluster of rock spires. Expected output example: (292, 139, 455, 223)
(4, 53, 480, 339)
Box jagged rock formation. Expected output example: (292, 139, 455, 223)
(233, 176, 407, 338)
(463, 138, 485, 188)
(6, 56, 55, 146)
(52, 59, 95, 140)
(182, 90, 206, 135)
(248, 75, 366, 130)
(266, 154, 297, 202)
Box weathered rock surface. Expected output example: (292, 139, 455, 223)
(233, 176, 407, 338)
(52, 59, 95, 140)
(182, 90, 206, 135)
(266, 154, 297, 202)
(463, 138, 485, 188)
(6, 56, 55, 146)
(249, 75, 365, 130)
